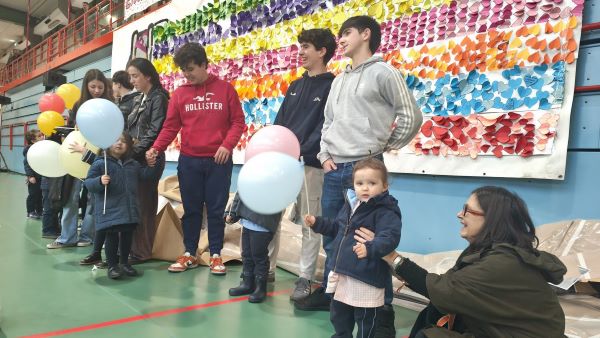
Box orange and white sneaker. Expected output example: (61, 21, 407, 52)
(168, 252, 198, 273)
(209, 254, 227, 275)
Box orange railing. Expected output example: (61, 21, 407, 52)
(0, 0, 125, 89)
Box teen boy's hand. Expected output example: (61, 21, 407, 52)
(214, 146, 230, 164)
(353, 242, 367, 259)
(225, 215, 234, 224)
(101, 175, 111, 185)
(304, 215, 316, 227)
(28, 176, 37, 184)
(322, 159, 337, 173)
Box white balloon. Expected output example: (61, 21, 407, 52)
(26, 140, 67, 177)
(77, 98, 124, 149)
(238, 151, 304, 214)
(59, 131, 100, 179)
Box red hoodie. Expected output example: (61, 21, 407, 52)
(152, 75, 245, 157)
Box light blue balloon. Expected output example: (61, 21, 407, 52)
(76, 98, 124, 149)
(238, 151, 304, 215)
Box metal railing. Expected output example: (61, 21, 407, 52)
(0, 0, 125, 89)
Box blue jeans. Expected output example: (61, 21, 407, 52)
(57, 179, 94, 244)
(321, 158, 393, 305)
(178, 155, 232, 255)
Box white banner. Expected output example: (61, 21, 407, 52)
(124, 0, 162, 20)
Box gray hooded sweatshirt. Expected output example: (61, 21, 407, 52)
(317, 55, 422, 164)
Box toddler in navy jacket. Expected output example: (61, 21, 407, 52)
(305, 158, 401, 338)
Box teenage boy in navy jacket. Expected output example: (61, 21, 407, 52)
(274, 28, 337, 302)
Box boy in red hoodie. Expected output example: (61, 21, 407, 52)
(146, 43, 245, 274)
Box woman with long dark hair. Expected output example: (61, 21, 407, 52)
(355, 186, 566, 338)
(126, 58, 169, 263)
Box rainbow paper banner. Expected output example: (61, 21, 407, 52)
(112, 0, 585, 179)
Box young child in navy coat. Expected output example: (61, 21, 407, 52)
(84, 132, 159, 279)
(304, 158, 402, 338)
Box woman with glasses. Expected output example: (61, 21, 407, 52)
(354, 186, 566, 338)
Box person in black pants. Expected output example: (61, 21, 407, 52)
(226, 193, 283, 303)
(23, 129, 44, 219)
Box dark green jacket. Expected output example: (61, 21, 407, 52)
(400, 243, 567, 338)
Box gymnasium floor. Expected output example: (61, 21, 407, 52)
(0, 173, 418, 338)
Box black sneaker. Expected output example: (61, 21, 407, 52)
(121, 264, 139, 277)
(80, 253, 102, 265)
(293, 286, 331, 311)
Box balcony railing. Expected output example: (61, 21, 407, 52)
(0, 0, 126, 89)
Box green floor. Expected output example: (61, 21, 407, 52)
(0, 172, 417, 338)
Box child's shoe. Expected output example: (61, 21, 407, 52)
(248, 277, 267, 303)
(107, 266, 122, 279)
(209, 254, 227, 275)
(168, 252, 198, 272)
(121, 264, 138, 277)
(229, 275, 255, 296)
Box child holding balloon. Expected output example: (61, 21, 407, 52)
(304, 158, 401, 338)
(23, 129, 44, 219)
(225, 194, 283, 303)
(84, 132, 160, 279)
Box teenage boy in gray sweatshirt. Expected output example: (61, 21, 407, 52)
(294, 15, 422, 338)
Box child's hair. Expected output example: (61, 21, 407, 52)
(352, 158, 389, 186)
(126, 58, 170, 98)
(112, 70, 133, 90)
(297, 29, 337, 64)
(25, 129, 40, 145)
(338, 16, 382, 54)
(75, 69, 113, 113)
(105, 132, 134, 160)
(174, 43, 208, 68)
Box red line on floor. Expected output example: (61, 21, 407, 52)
(21, 289, 291, 338)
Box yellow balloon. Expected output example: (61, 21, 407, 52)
(56, 83, 81, 110)
(58, 131, 100, 179)
(37, 111, 65, 136)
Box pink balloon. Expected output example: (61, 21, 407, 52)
(245, 125, 300, 162)
(39, 93, 66, 113)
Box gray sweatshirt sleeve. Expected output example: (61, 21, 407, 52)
(382, 69, 423, 151)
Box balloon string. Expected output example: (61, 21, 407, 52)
(103, 151, 107, 215)
(301, 157, 311, 240)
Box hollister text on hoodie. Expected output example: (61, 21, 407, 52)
(152, 75, 245, 157)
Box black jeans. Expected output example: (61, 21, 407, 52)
(101, 225, 135, 267)
(241, 227, 274, 279)
(26, 177, 42, 214)
(330, 299, 381, 338)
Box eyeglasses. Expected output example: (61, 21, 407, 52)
(462, 204, 485, 217)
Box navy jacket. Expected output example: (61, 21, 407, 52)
(274, 71, 334, 168)
(312, 190, 402, 288)
(226, 193, 283, 233)
(84, 156, 160, 231)
(23, 145, 39, 177)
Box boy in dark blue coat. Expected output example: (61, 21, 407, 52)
(84, 132, 159, 279)
(305, 158, 401, 338)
